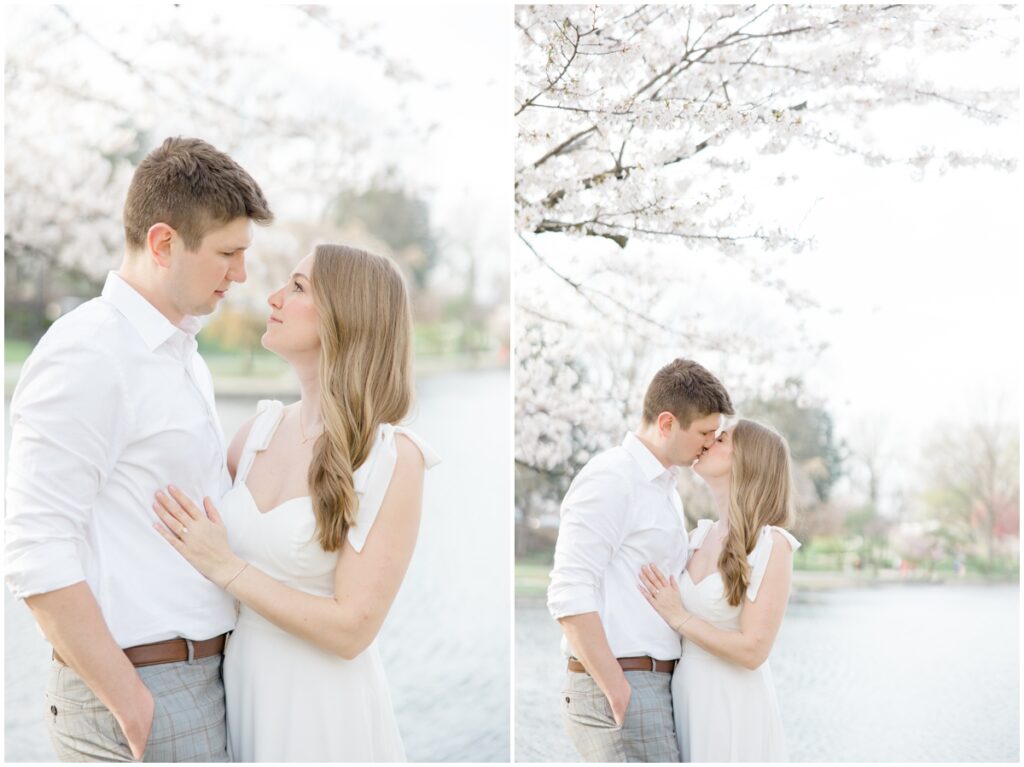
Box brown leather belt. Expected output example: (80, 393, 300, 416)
(53, 634, 227, 669)
(568, 655, 676, 674)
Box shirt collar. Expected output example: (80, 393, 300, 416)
(622, 432, 678, 483)
(101, 272, 201, 352)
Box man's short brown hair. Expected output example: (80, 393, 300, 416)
(123, 136, 273, 252)
(642, 358, 734, 427)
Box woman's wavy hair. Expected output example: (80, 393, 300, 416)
(308, 244, 413, 552)
(719, 419, 795, 606)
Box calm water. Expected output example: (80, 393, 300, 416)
(516, 584, 1020, 762)
(4, 369, 511, 762)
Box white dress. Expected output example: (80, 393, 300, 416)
(671, 520, 800, 762)
(219, 400, 440, 762)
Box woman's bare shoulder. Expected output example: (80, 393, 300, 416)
(393, 432, 427, 472)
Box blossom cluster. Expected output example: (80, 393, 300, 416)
(516, 4, 1018, 247)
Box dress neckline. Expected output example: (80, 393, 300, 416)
(685, 519, 723, 587)
(683, 569, 722, 589)
(240, 481, 311, 516)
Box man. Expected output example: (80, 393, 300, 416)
(548, 358, 734, 762)
(5, 137, 273, 762)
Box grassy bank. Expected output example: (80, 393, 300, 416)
(4, 339, 33, 365)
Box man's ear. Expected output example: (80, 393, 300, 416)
(656, 411, 675, 439)
(146, 223, 176, 269)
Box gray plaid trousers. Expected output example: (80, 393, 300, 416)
(45, 654, 228, 762)
(561, 669, 680, 762)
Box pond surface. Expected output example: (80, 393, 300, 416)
(516, 583, 1019, 762)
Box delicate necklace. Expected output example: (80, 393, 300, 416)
(299, 406, 323, 444)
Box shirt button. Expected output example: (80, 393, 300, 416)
(50, 705, 57, 715)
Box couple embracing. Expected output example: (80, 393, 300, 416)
(549, 359, 800, 762)
(6, 137, 439, 762)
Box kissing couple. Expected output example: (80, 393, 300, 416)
(549, 358, 800, 762)
(6, 137, 439, 762)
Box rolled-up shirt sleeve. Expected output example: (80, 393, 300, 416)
(5, 338, 127, 599)
(547, 465, 632, 620)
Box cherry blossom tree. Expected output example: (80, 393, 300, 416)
(514, 4, 1018, 487)
(517, 4, 1016, 247)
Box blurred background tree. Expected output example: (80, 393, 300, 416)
(329, 187, 439, 290)
(919, 417, 1020, 575)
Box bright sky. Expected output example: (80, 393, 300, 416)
(343, 4, 512, 300)
(781, 150, 1020, 440)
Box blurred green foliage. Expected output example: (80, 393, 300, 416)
(744, 378, 844, 503)
(5, 339, 34, 365)
(329, 187, 438, 289)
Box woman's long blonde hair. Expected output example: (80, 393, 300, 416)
(719, 419, 795, 606)
(308, 244, 413, 551)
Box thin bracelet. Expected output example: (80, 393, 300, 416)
(675, 614, 693, 633)
(224, 562, 249, 590)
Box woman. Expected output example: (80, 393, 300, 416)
(151, 243, 439, 761)
(639, 419, 799, 762)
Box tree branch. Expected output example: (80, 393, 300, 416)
(518, 233, 699, 341)
(516, 21, 584, 117)
(531, 126, 598, 168)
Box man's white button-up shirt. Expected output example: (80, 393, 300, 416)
(548, 432, 690, 661)
(5, 272, 236, 647)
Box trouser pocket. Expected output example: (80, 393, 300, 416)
(562, 689, 620, 730)
(46, 663, 133, 762)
